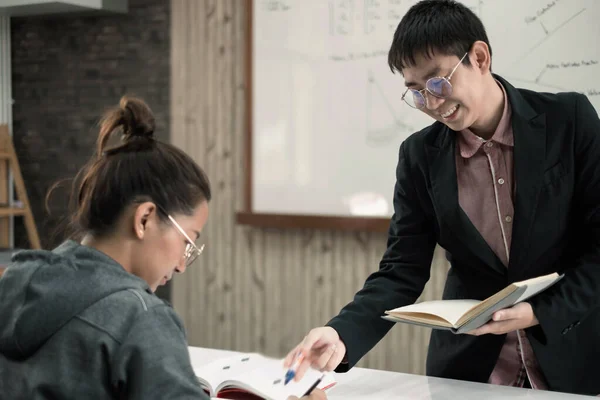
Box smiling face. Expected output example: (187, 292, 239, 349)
(401, 42, 492, 132)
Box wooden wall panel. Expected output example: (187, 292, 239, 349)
(170, 0, 450, 375)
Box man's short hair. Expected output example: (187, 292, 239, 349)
(388, 0, 492, 74)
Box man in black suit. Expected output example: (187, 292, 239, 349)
(284, 0, 600, 396)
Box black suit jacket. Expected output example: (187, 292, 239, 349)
(327, 75, 600, 396)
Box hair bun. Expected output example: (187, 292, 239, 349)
(119, 96, 156, 141)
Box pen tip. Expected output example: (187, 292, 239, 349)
(284, 372, 294, 385)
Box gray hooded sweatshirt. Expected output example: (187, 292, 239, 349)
(0, 240, 209, 400)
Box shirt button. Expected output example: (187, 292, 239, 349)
(498, 178, 505, 185)
(485, 142, 493, 148)
(505, 215, 512, 223)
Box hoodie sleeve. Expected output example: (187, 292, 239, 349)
(111, 304, 210, 400)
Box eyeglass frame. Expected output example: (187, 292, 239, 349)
(167, 214, 205, 268)
(400, 52, 468, 109)
(155, 204, 205, 268)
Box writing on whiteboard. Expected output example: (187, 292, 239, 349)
(546, 60, 598, 69)
(330, 50, 388, 62)
(525, 0, 561, 23)
(329, 0, 404, 36)
(262, 0, 291, 12)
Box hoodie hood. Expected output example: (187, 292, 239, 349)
(0, 240, 152, 359)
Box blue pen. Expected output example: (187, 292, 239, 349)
(284, 352, 305, 385)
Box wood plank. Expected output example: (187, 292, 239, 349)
(0, 208, 26, 217)
(0, 125, 40, 249)
(0, 125, 10, 248)
(232, 0, 251, 353)
(170, 0, 449, 375)
(236, 212, 390, 233)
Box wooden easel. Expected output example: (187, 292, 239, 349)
(0, 124, 40, 250)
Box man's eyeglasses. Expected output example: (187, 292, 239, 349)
(401, 52, 468, 109)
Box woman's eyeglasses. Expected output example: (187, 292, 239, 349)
(154, 203, 204, 268)
(167, 215, 204, 268)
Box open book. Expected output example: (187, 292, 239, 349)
(193, 352, 336, 399)
(382, 272, 564, 334)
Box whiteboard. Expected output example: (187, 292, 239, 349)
(252, 0, 600, 218)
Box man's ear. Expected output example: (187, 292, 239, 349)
(470, 40, 491, 73)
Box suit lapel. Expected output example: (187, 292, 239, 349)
(425, 75, 547, 276)
(498, 76, 547, 270)
(426, 128, 506, 276)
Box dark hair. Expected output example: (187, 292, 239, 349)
(388, 0, 492, 73)
(50, 96, 211, 239)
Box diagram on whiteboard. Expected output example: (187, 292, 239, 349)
(252, 0, 600, 217)
(501, 5, 590, 94)
(328, 0, 405, 37)
(365, 69, 414, 147)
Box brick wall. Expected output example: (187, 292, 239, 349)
(10, 0, 171, 299)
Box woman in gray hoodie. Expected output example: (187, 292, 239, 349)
(0, 97, 325, 400)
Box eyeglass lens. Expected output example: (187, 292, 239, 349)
(184, 243, 199, 266)
(404, 78, 453, 109)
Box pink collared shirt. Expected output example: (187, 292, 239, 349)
(455, 81, 548, 390)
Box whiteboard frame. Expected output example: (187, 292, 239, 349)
(235, 0, 391, 233)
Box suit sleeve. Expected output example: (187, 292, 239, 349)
(326, 141, 437, 370)
(528, 93, 600, 345)
(111, 305, 210, 400)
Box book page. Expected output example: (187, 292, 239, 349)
(455, 273, 563, 328)
(218, 367, 334, 400)
(193, 353, 262, 394)
(193, 352, 335, 400)
(386, 299, 480, 327)
(513, 272, 562, 303)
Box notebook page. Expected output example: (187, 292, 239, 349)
(193, 353, 264, 393)
(387, 299, 480, 326)
(216, 363, 333, 400)
(193, 352, 335, 399)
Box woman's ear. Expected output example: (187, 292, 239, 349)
(132, 202, 157, 239)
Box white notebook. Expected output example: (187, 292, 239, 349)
(193, 352, 336, 399)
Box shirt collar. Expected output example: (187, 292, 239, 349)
(457, 80, 514, 159)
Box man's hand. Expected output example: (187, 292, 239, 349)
(467, 302, 539, 336)
(287, 388, 327, 400)
(284, 327, 346, 382)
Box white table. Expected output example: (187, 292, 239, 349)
(188, 346, 595, 399)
